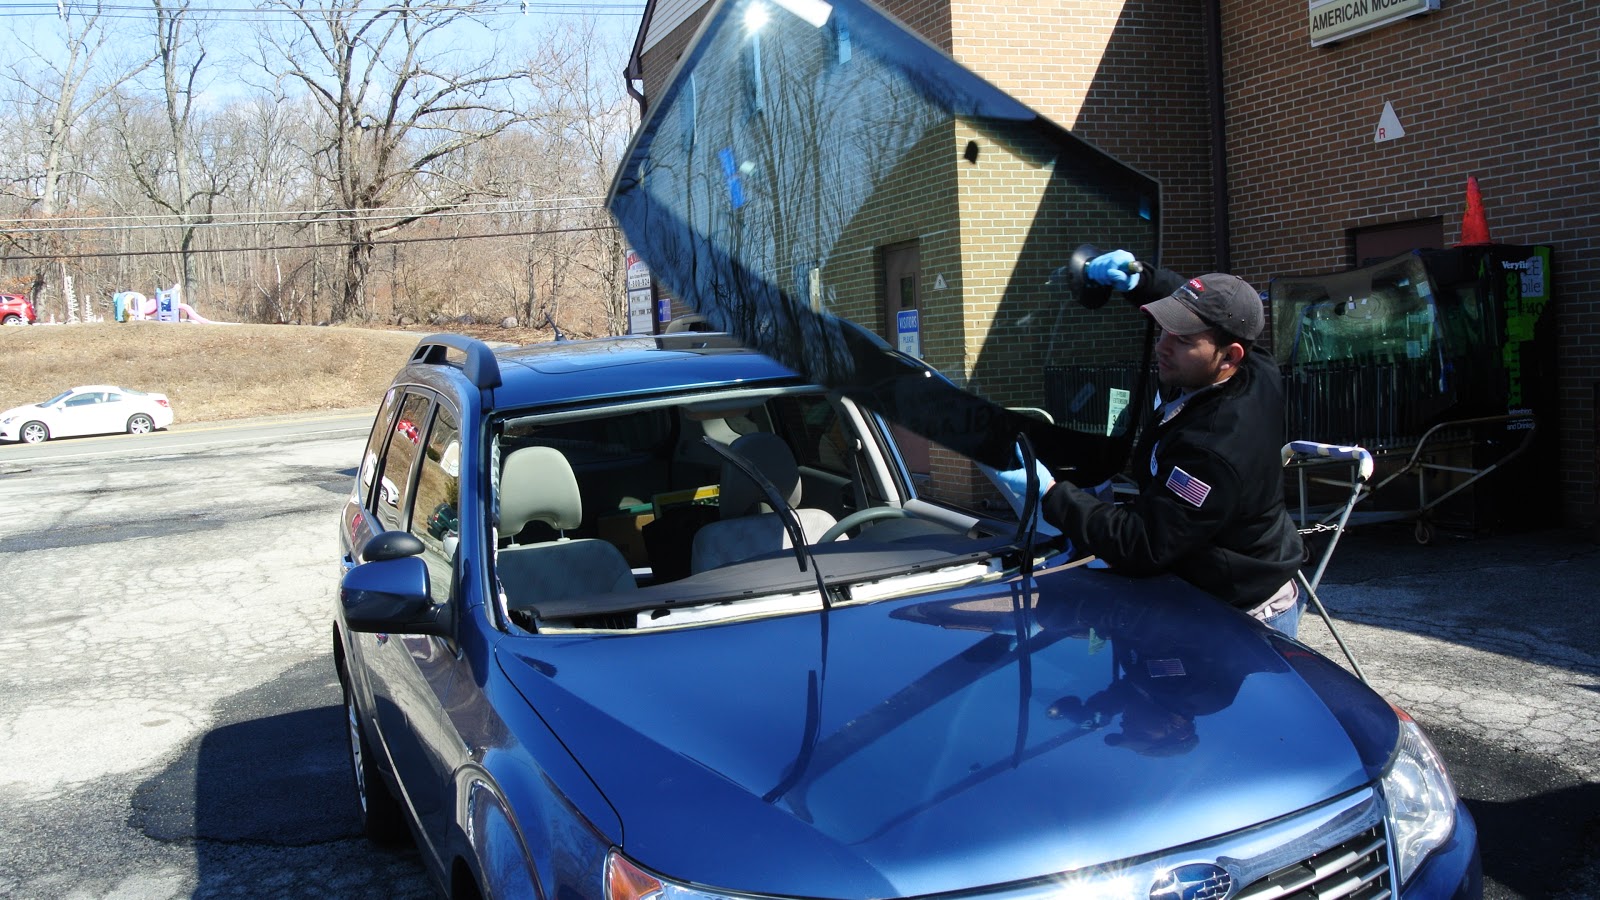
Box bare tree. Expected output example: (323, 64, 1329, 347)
(526, 20, 636, 335)
(0, 0, 155, 316)
(108, 0, 234, 309)
(257, 0, 543, 322)
(218, 92, 321, 322)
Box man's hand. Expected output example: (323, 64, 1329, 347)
(993, 458, 1054, 516)
(1087, 250, 1141, 292)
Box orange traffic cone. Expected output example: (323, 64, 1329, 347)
(1455, 175, 1494, 246)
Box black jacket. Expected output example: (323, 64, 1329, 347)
(1040, 272, 1303, 609)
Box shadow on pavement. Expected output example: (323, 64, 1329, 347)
(131, 658, 432, 898)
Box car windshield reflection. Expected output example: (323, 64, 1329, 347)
(610, 0, 1160, 483)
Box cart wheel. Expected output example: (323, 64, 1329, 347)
(1413, 519, 1435, 545)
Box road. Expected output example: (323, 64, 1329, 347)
(0, 417, 432, 899)
(0, 418, 1596, 898)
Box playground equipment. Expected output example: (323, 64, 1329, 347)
(113, 288, 217, 324)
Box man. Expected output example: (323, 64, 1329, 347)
(1000, 251, 1305, 635)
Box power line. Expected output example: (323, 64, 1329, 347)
(0, 198, 613, 233)
(0, 1, 646, 20)
(5, 220, 618, 260)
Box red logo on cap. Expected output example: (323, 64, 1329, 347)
(1188, 278, 1206, 292)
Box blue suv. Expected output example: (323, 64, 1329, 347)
(335, 331, 1478, 899)
(337, 0, 1479, 893)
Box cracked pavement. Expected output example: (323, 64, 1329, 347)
(0, 429, 433, 899)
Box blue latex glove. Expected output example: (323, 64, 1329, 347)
(979, 448, 1064, 540)
(1086, 250, 1141, 292)
(991, 457, 1054, 517)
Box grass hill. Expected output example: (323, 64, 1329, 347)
(0, 322, 520, 424)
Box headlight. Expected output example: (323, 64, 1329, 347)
(1381, 706, 1458, 886)
(606, 851, 756, 900)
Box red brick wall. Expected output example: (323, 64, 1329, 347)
(638, 6, 710, 108)
(1221, 0, 1600, 523)
(878, 0, 953, 53)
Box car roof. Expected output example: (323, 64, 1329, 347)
(415, 333, 809, 412)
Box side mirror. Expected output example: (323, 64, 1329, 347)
(340, 555, 449, 637)
(363, 530, 425, 562)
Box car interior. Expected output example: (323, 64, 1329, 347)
(491, 386, 1033, 633)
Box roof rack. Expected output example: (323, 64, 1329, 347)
(411, 333, 503, 390)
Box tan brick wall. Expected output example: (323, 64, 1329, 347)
(945, 0, 1220, 282)
(1220, 0, 1600, 523)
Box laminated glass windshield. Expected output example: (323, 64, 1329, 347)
(610, 0, 1160, 486)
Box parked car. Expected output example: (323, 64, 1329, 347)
(0, 292, 36, 326)
(0, 385, 174, 443)
(335, 332, 1478, 900)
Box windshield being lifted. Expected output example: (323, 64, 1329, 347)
(609, 0, 1161, 486)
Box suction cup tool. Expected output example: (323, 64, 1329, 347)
(1046, 243, 1136, 310)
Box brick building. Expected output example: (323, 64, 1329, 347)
(626, 0, 1599, 526)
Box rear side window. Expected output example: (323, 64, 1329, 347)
(358, 389, 402, 509)
(373, 393, 433, 532)
(409, 405, 462, 602)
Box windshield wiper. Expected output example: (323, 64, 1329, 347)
(701, 437, 832, 610)
(1013, 433, 1042, 582)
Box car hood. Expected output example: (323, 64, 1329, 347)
(498, 567, 1395, 898)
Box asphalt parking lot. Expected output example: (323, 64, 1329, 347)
(0, 422, 432, 899)
(1302, 523, 1600, 899)
(0, 419, 1596, 898)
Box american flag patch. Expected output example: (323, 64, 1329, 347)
(1165, 466, 1212, 507)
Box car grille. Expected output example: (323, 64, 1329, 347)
(955, 789, 1393, 900)
(1236, 825, 1391, 900)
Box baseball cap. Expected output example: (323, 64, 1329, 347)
(1141, 273, 1264, 342)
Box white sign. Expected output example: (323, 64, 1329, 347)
(628, 288, 654, 335)
(155, 286, 179, 322)
(1106, 388, 1130, 436)
(1309, 0, 1439, 47)
(1375, 101, 1406, 142)
(626, 250, 652, 292)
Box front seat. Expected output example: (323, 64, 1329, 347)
(496, 446, 635, 614)
(690, 433, 840, 573)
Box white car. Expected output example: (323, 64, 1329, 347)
(0, 385, 174, 444)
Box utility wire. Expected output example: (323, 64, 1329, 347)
(0, 1, 645, 19)
(1, 200, 613, 233)
(6, 221, 618, 260)
(0, 195, 610, 227)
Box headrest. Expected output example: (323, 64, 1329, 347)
(719, 432, 801, 519)
(498, 446, 582, 537)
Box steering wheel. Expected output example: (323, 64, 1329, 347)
(819, 506, 914, 543)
